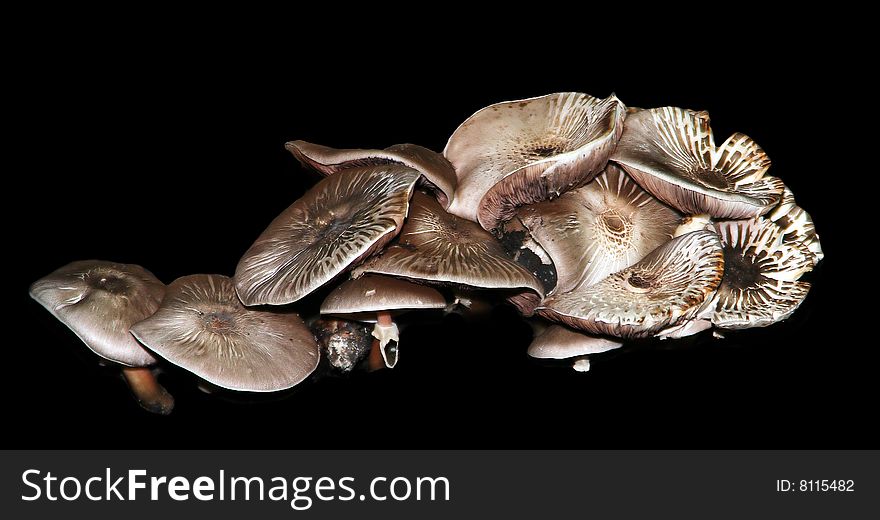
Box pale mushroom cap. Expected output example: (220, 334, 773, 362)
(285, 140, 458, 209)
(527, 324, 623, 359)
(518, 164, 681, 294)
(131, 274, 319, 392)
(537, 230, 724, 339)
(234, 165, 420, 306)
(611, 107, 784, 218)
(444, 92, 626, 230)
(712, 218, 813, 329)
(353, 192, 544, 297)
(29, 260, 164, 367)
(320, 274, 446, 315)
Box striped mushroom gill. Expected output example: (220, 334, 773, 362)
(131, 274, 320, 392)
(611, 107, 784, 218)
(234, 165, 420, 306)
(444, 92, 626, 231)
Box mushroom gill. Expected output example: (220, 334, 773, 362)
(611, 107, 784, 218)
(537, 230, 724, 338)
(286, 140, 458, 209)
(131, 274, 320, 392)
(767, 186, 823, 266)
(444, 92, 626, 230)
(234, 165, 420, 306)
(517, 164, 681, 294)
(353, 192, 544, 299)
(712, 218, 814, 329)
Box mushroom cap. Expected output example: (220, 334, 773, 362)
(29, 260, 164, 367)
(320, 274, 446, 315)
(444, 92, 626, 230)
(286, 140, 458, 209)
(537, 230, 724, 338)
(768, 186, 823, 265)
(234, 165, 420, 306)
(518, 164, 681, 294)
(712, 218, 813, 329)
(611, 107, 784, 218)
(353, 192, 544, 297)
(131, 274, 319, 392)
(527, 324, 623, 359)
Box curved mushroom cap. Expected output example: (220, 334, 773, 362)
(518, 164, 681, 294)
(712, 218, 813, 329)
(611, 107, 784, 218)
(537, 230, 724, 339)
(286, 140, 458, 209)
(320, 274, 446, 315)
(29, 260, 164, 367)
(234, 165, 420, 306)
(444, 92, 626, 230)
(353, 192, 544, 297)
(527, 324, 623, 359)
(131, 274, 319, 392)
(768, 186, 823, 265)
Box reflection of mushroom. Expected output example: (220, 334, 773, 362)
(444, 92, 626, 230)
(321, 274, 446, 369)
(234, 165, 420, 305)
(131, 274, 319, 391)
(611, 107, 784, 218)
(517, 164, 681, 294)
(528, 324, 623, 372)
(538, 230, 724, 338)
(286, 140, 458, 209)
(711, 218, 814, 329)
(29, 260, 174, 414)
(353, 192, 544, 302)
(768, 186, 823, 265)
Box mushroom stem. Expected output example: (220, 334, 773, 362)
(368, 339, 384, 372)
(372, 311, 399, 369)
(121, 367, 174, 415)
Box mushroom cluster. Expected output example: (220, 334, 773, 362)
(30, 92, 822, 413)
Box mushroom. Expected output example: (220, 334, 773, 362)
(768, 186, 823, 265)
(310, 318, 373, 373)
(29, 260, 174, 414)
(711, 218, 814, 329)
(611, 107, 784, 218)
(528, 323, 623, 371)
(353, 192, 544, 303)
(517, 164, 681, 295)
(130, 274, 319, 392)
(444, 92, 626, 230)
(286, 140, 458, 209)
(537, 230, 724, 339)
(320, 274, 446, 369)
(234, 164, 420, 306)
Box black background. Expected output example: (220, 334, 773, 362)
(9, 27, 869, 449)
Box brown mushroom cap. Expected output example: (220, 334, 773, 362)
(611, 107, 784, 218)
(528, 324, 623, 359)
(131, 274, 319, 392)
(320, 274, 446, 316)
(29, 260, 164, 367)
(518, 164, 681, 294)
(712, 218, 813, 329)
(537, 230, 724, 338)
(444, 92, 626, 230)
(286, 140, 458, 209)
(353, 192, 544, 297)
(234, 165, 420, 306)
